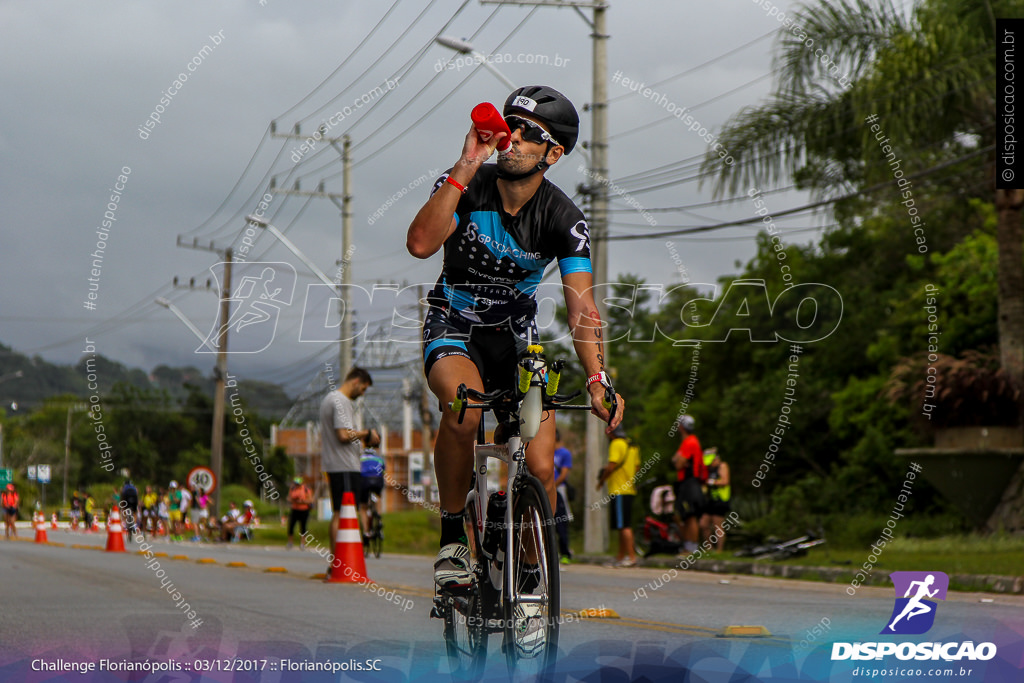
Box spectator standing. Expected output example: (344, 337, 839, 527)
(187, 485, 203, 542)
(70, 490, 82, 531)
(553, 430, 574, 564)
(196, 488, 211, 540)
(141, 485, 158, 535)
(2, 483, 19, 539)
(83, 493, 96, 532)
(167, 481, 183, 540)
(672, 414, 707, 555)
(597, 425, 640, 568)
(319, 367, 377, 564)
(700, 448, 731, 551)
(286, 477, 314, 549)
(157, 488, 170, 536)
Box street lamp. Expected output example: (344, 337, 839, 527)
(435, 36, 518, 90)
(243, 216, 336, 288)
(155, 298, 218, 352)
(155, 296, 226, 516)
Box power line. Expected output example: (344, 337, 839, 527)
(607, 30, 776, 104)
(605, 146, 993, 241)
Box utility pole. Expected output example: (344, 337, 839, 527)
(271, 124, 354, 378)
(480, 0, 610, 554)
(173, 239, 233, 518)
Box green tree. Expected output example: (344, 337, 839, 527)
(703, 0, 1021, 401)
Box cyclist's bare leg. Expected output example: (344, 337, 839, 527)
(428, 355, 484, 514)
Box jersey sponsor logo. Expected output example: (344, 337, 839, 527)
(513, 96, 538, 111)
(465, 221, 542, 261)
(569, 220, 590, 252)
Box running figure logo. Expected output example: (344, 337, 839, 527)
(198, 262, 297, 354)
(881, 571, 949, 635)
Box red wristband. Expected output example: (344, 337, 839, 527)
(587, 371, 611, 389)
(445, 176, 468, 194)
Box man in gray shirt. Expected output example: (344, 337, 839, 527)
(320, 367, 379, 557)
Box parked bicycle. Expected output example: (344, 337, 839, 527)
(431, 344, 615, 679)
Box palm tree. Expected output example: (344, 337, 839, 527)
(703, 0, 1023, 527)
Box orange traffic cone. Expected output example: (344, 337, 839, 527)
(51, 512, 58, 530)
(325, 492, 368, 583)
(105, 508, 126, 552)
(34, 511, 49, 544)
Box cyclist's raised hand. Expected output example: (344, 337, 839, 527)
(460, 123, 507, 167)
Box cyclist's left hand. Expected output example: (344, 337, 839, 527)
(588, 385, 624, 433)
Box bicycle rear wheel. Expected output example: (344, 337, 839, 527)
(443, 497, 487, 679)
(504, 474, 559, 677)
(370, 513, 383, 558)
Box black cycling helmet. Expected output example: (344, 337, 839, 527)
(503, 85, 579, 155)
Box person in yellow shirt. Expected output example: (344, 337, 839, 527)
(596, 425, 640, 568)
(141, 485, 159, 535)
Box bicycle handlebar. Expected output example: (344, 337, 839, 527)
(447, 348, 619, 426)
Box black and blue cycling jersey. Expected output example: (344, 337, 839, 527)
(426, 164, 591, 325)
(422, 164, 592, 384)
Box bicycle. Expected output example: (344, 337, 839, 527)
(363, 493, 383, 559)
(430, 343, 616, 679)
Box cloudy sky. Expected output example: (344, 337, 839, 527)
(0, 0, 916, 397)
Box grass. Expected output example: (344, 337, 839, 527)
(252, 508, 440, 555)
(773, 534, 1024, 577)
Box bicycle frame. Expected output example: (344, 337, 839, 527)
(466, 435, 532, 611)
(451, 343, 612, 619)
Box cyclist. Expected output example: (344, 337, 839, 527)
(2, 483, 19, 539)
(120, 479, 140, 539)
(406, 85, 625, 591)
(359, 443, 385, 549)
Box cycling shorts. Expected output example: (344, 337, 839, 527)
(359, 476, 384, 505)
(422, 303, 537, 394)
(674, 478, 705, 521)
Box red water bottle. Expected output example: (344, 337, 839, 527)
(471, 102, 512, 152)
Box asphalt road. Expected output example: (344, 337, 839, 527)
(1, 529, 1022, 682)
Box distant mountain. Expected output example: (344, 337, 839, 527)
(0, 342, 292, 420)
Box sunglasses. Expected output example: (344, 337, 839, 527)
(504, 115, 560, 147)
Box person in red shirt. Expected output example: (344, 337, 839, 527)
(2, 484, 19, 539)
(287, 477, 314, 550)
(672, 415, 707, 555)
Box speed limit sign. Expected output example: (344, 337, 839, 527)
(187, 466, 217, 494)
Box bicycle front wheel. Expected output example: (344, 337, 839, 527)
(504, 474, 559, 677)
(443, 497, 487, 679)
